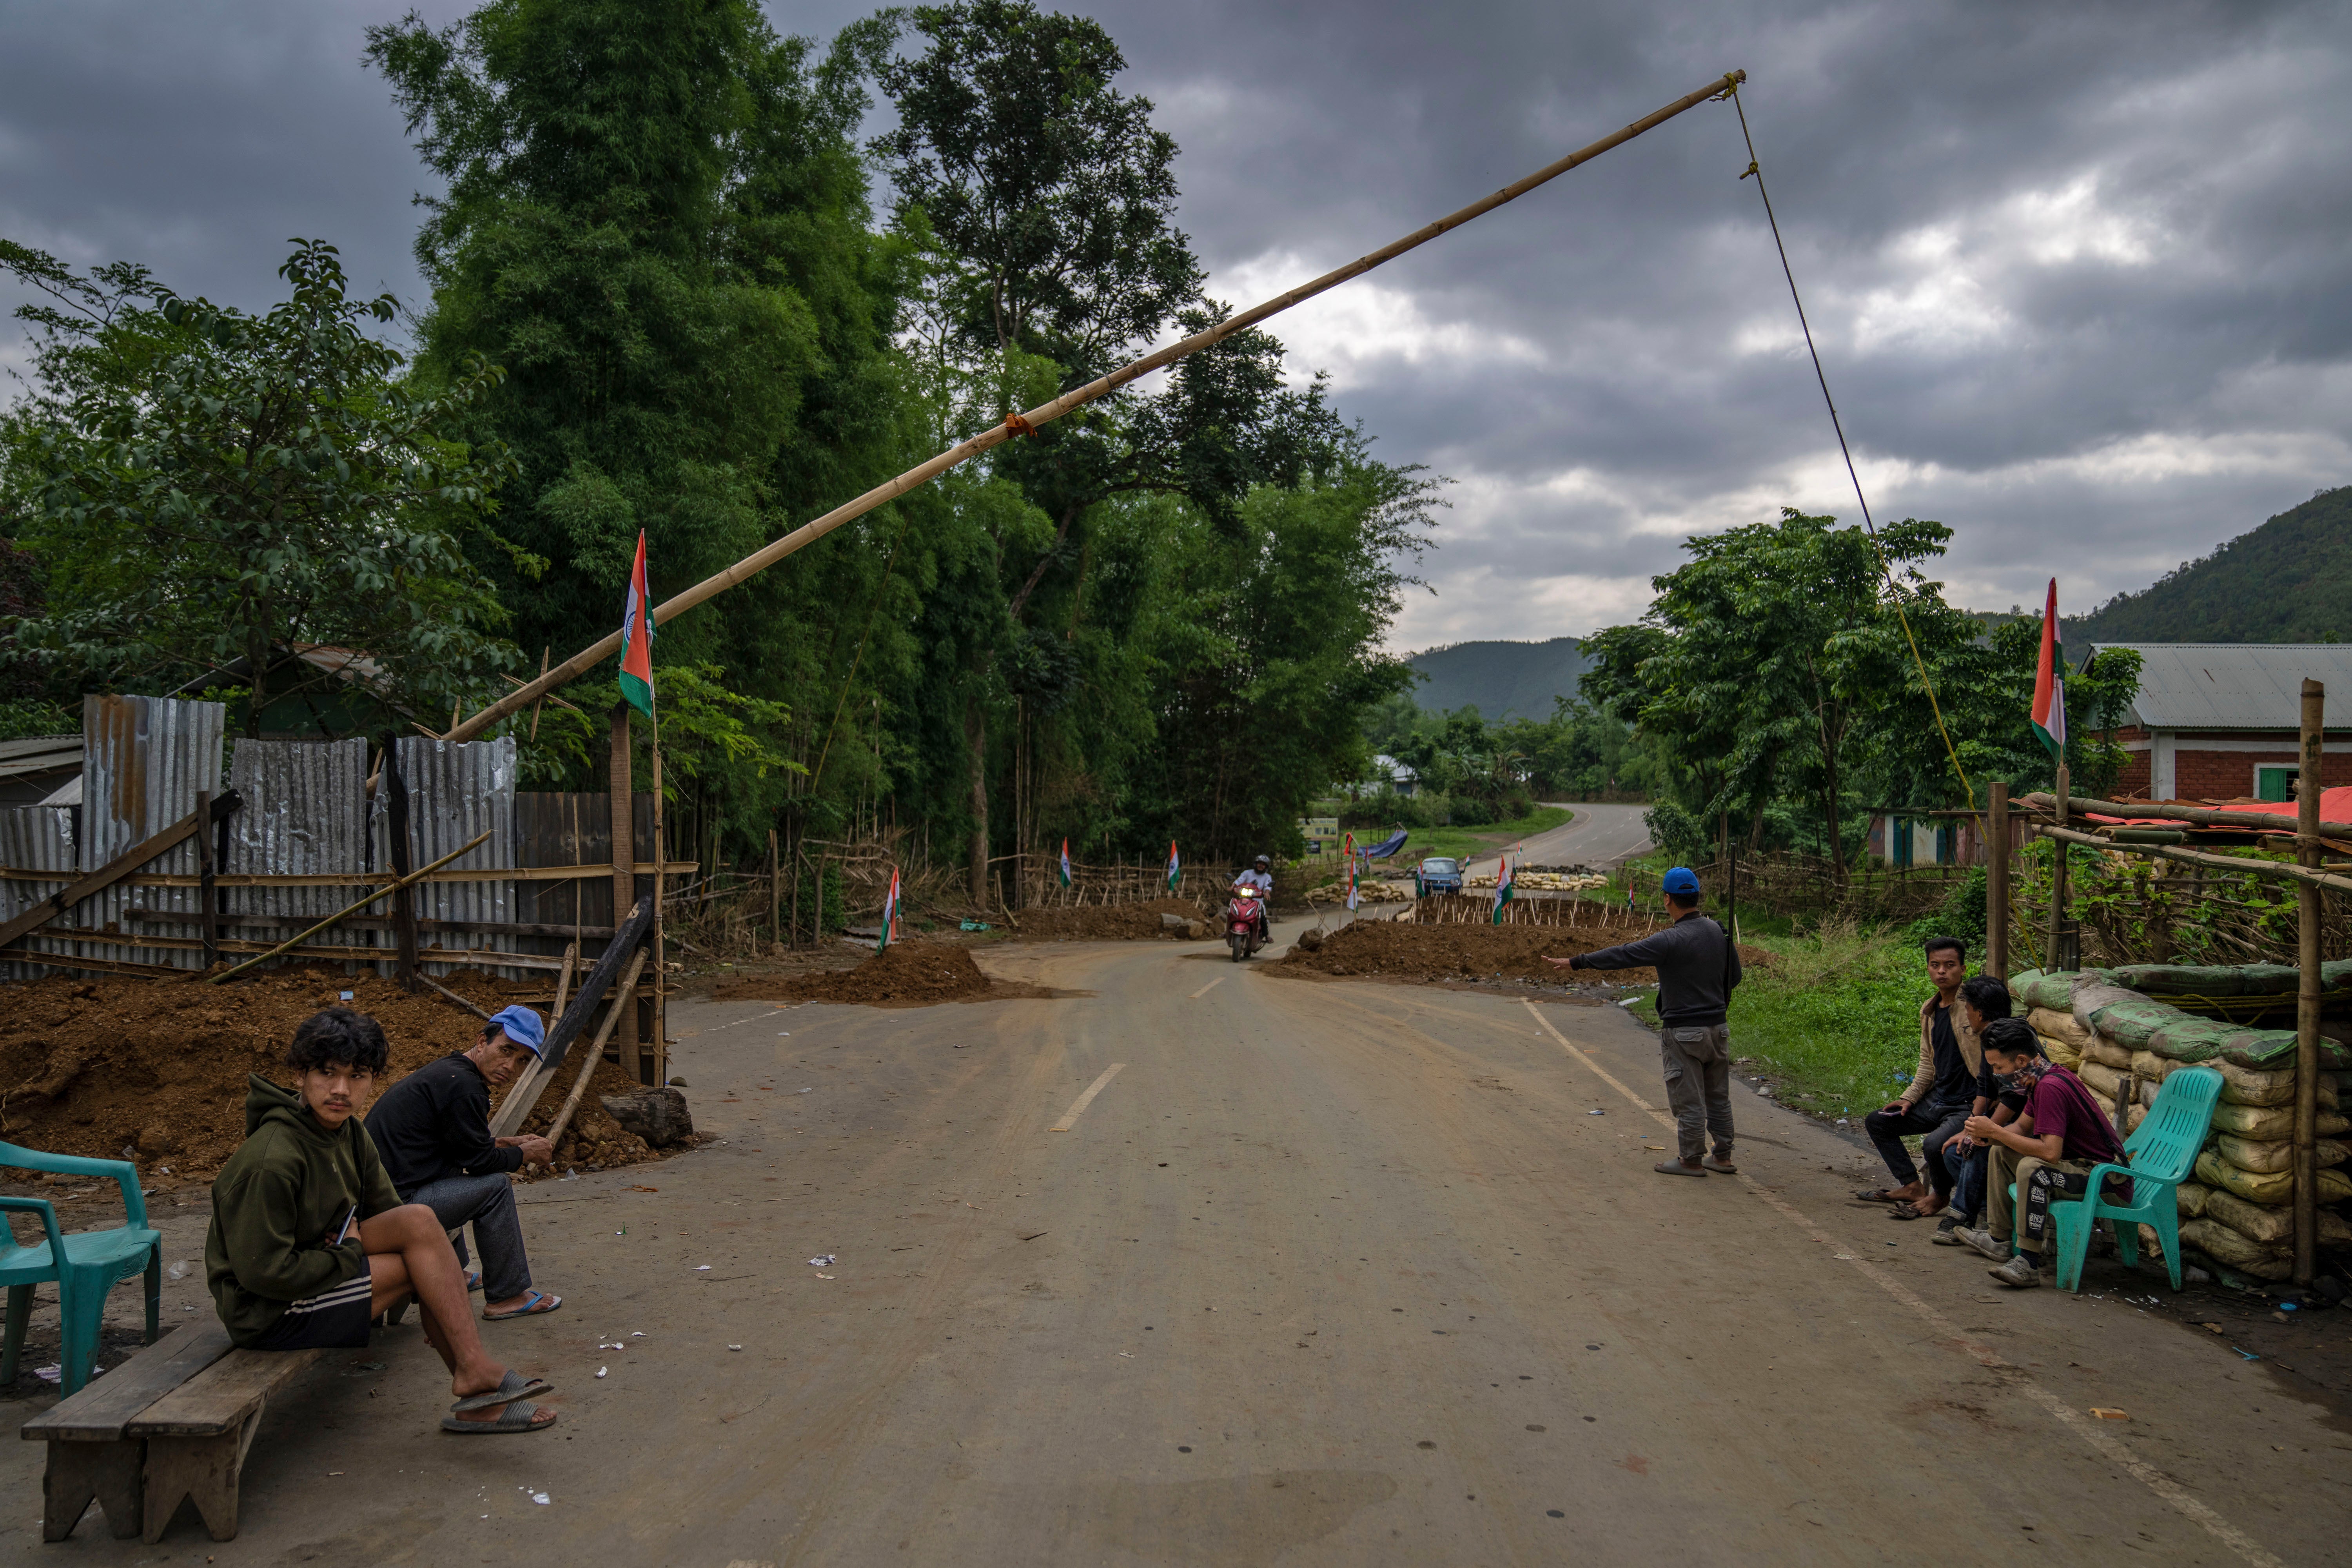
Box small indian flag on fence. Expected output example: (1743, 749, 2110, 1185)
(2031, 577, 2067, 762)
(1491, 858, 1516, 924)
(619, 530, 656, 719)
(877, 867, 902, 954)
(1343, 833, 1359, 911)
(1058, 838, 1073, 888)
(1166, 842, 1181, 891)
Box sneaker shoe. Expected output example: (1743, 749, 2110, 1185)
(1953, 1226, 2010, 1262)
(1930, 1216, 1965, 1246)
(1987, 1253, 2043, 1289)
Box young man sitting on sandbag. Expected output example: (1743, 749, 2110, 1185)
(206, 1007, 557, 1433)
(1950, 1016, 2129, 1289)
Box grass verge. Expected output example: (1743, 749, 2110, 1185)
(1373, 806, 1574, 866)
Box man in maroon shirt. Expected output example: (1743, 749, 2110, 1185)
(1951, 1016, 2128, 1289)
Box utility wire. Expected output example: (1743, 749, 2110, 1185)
(1728, 86, 1977, 813)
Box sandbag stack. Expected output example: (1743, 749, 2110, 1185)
(2014, 965, 2352, 1282)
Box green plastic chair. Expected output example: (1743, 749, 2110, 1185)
(2049, 1065, 2223, 1292)
(0, 1142, 163, 1394)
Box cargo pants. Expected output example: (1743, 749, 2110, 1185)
(1659, 1022, 1734, 1164)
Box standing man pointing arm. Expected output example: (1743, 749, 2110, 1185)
(1543, 866, 1742, 1176)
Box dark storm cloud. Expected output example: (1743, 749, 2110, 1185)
(5, 1, 2347, 647)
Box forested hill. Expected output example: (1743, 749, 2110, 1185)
(1404, 637, 1593, 719)
(2073, 487, 2352, 643)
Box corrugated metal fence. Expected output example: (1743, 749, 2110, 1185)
(0, 698, 655, 983)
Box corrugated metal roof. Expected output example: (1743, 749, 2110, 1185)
(0, 734, 83, 779)
(2092, 643, 2352, 731)
(82, 695, 225, 970)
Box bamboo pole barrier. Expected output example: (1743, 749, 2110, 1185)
(202, 830, 493, 983)
(2027, 792, 2352, 838)
(2046, 763, 2071, 972)
(433, 72, 1748, 748)
(2027, 821, 2352, 896)
(2296, 679, 2324, 1284)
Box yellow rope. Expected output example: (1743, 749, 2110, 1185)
(1727, 85, 1977, 814)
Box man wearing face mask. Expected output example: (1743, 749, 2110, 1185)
(1951, 1016, 2130, 1289)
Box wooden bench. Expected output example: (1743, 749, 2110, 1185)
(20, 1320, 323, 1543)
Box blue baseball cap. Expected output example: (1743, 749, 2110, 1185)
(486, 1005, 545, 1058)
(1660, 866, 1702, 897)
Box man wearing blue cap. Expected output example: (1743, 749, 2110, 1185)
(1544, 866, 1742, 1177)
(364, 1005, 562, 1319)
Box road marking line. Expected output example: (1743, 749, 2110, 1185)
(1521, 998, 2287, 1568)
(1189, 976, 1225, 1000)
(1049, 1065, 1125, 1132)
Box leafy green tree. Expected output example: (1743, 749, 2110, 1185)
(0, 238, 519, 735)
(872, 0, 1352, 896)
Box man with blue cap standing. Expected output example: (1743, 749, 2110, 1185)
(1544, 866, 1742, 1177)
(365, 1005, 562, 1319)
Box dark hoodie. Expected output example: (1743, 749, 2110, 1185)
(205, 1074, 401, 1347)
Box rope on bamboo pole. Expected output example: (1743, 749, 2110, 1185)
(434, 72, 1748, 748)
(2027, 821, 2352, 897)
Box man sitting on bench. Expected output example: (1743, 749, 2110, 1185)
(364, 1004, 561, 1321)
(205, 1007, 557, 1434)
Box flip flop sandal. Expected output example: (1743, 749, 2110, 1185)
(1888, 1203, 1929, 1220)
(466, 1270, 483, 1293)
(483, 1289, 563, 1321)
(1853, 1188, 1903, 1204)
(1702, 1156, 1739, 1174)
(452, 1370, 556, 1413)
(1653, 1160, 1708, 1176)
(442, 1399, 556, 1435)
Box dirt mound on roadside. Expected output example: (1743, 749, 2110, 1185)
(1004, 897, 1209, 943)
(713, 940, 1052, 1007)
(1278, 919, 1773, 988)
(0, 967, 661, 1185)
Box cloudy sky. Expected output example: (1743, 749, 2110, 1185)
(5, 0, 2347, 652)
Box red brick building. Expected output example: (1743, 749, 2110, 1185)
(2096, 643, 2352, 801)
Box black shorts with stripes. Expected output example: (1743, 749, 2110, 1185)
(252, 1272, 375, 1351)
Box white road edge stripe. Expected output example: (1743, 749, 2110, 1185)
(1049, 1065, 1125, 1133)
(1522, 998, 2288, 1568)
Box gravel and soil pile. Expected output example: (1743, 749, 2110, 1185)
(1004, 898, 1209, 942)
(0, 968, 661, 1183)
(712, 940, 1054, 1007)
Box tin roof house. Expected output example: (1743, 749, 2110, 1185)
(2094, 643, 2352, 802)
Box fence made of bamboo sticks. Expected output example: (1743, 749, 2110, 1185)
(1407, 893, 1666, 931)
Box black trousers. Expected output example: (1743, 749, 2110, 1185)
(1864, 1101, 1969, 1197)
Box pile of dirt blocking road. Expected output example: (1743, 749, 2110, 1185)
(1005, 898, 1208, 942)
(713, 940, 1051, 1007)
(0, 968, 661, 1184)
(1278, 920, 1762, 988)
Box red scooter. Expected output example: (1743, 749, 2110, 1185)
(1225, 885, 1267, 962)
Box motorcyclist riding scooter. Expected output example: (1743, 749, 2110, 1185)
(1237, 857, 1273, 941)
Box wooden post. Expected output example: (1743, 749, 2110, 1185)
(2045, 762, 2070, 973)
(384, 743, 419, 991)
(2294, 678, 2323, 1285)
(609, 704, 639, 1079)
(791, 840, 802, 947)
(195, 789, 218, 971)
(769, 829, 781, 946)
(1985, 781, 2009, 979)
(650, 738, 666, 1088)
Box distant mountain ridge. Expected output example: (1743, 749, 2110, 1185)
(1403, 637, 1593, 720)
(2071, 487, 2352, 644)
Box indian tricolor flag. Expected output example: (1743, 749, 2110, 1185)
(619, 531, 656, 719)
(877, 866, 902, 954)
(1165, 842, 1181, 891)
(1491, 857, 1516, 924)
(2031, 577, 2066, 762)
(1058, 838, 1073, 889)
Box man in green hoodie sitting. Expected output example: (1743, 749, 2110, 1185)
(205, 1007, 556, 1434)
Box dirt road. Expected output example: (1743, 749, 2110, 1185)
(1459, 801, 1652, 883)
(6, 920, 2347, 1564)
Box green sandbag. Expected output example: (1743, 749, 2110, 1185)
(2105, 963, 2298, 998)
(2194, 1151, 2352, 1207)
(2014, 970, 2087, 1013)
